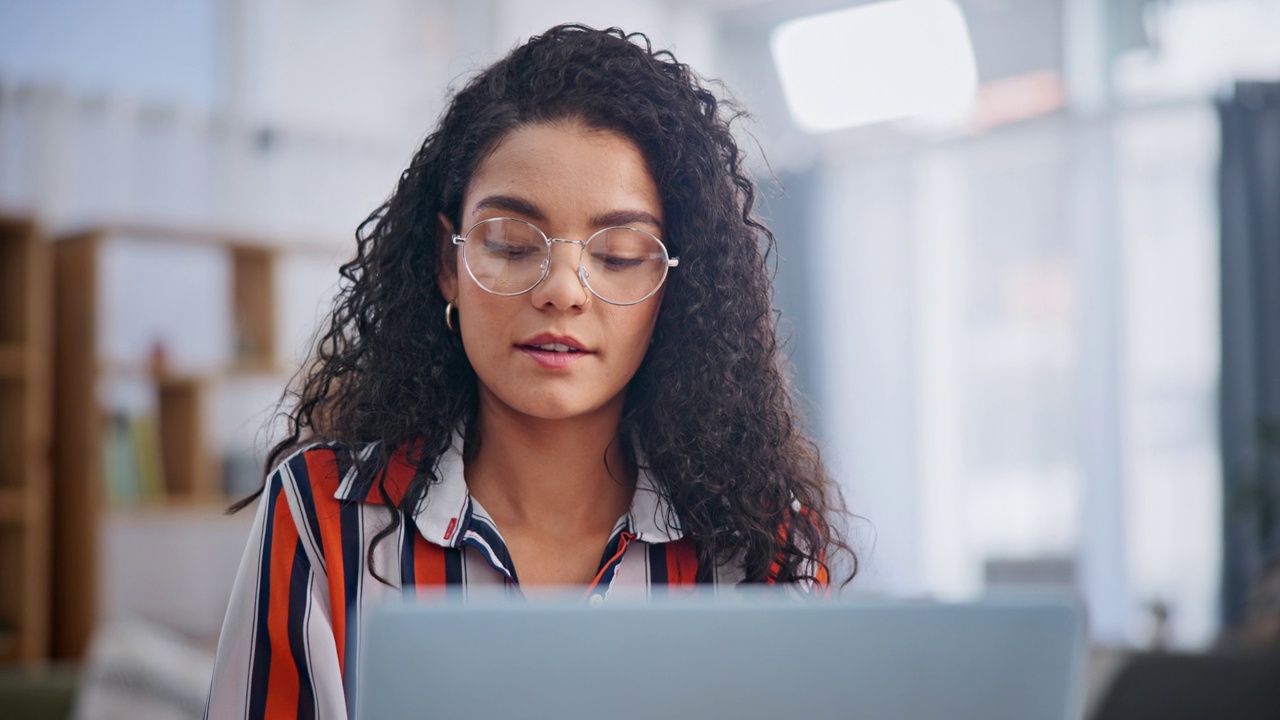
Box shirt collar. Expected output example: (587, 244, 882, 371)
(333, 433, 684, 547)
(411, 432, 472, 547)
(627, 460, 683, 544)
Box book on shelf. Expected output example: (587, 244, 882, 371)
(131, 414, 164, 501)
(102, 412, 166, 504)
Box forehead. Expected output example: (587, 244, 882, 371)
(463, 121, 662, 224)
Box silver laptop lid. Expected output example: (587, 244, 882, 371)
(358, 595, 1084, 720)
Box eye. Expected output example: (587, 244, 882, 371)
(484, 239, 542, 259)
(585, 228, 665, 272)
(591, 252, 647, 270)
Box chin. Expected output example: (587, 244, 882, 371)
(512, 397, 608, 422)
(484, 384, 624, 423)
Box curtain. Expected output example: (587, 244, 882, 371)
(1219, 81, 1280, 629)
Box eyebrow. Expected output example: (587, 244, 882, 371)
(593, 209, 663, 230)
(473, 194, 546, 222)
(471, 194, 663, 232)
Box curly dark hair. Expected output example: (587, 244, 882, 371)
(233, 24, 854, 587)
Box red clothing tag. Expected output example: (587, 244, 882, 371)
(444, 517, 458, 541)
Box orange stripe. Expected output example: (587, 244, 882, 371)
(815, 552, 831, 596)
(767, 506, 832, 592)
(264, 486, 301, 719)
(666, 537, 698, 587)
(364, 441, 421, 506)
(583, 532, 634, 599)
(766, 514, 790, 584)
(798, 506, 832, 594)
(414, 534, 447, 600)
(305, 449, 349, 676)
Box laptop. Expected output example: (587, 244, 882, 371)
(357, 593, 1085, 720)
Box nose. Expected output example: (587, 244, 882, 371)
(530, 240, 589, 310)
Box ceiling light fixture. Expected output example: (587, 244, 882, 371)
(771, 0, 980, 133)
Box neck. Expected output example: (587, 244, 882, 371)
(465, 393, 635, 536)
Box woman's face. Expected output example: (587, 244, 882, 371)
(439, 120, 665, 423)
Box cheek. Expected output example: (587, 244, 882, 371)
(609, 303, 662, 366)
(456, 287, 509, 361)
(635, 291, 663, 345)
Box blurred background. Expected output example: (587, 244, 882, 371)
(1, 0, 1279, 716)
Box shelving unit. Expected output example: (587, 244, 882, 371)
(0, 215, 53, 666)
(51, 224, 283, 660)
(231, 245, 278, 372)
(157, 375, 217, 501)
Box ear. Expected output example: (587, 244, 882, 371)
(436, 213, 459, 302)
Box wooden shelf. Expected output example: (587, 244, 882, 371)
(51, 224, 285, 660)
(109, 498, 233, 519)
(0, 217, 36, 349)
(0, 630, 14, 663)
(0, 487, 25, 522)
(232, 244, 278, 371)
(0, 214, 50, 666)
(98, 359, 283, 382)
(59, 219, 340, 254)
(157, 375, 216, 500)
(0, 345, 24, 380)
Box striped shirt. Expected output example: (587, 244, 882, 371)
(205, 438, 824, 719)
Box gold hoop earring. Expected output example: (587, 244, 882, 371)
(444, 301, 459, 333)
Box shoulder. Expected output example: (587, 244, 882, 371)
(265, 440, 380, 499)
(255, 441, 384, 579)
(257, 441, 363, 543)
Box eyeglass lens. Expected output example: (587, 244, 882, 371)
(461, 218, 670, 304)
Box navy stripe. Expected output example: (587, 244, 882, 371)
(332, 446, 355, 497)
(286, 538, 315, 720)
(286, 451, 325, 567)
(399, 515, 416, 587)
(458, 498, 476, 548)
(246, 477, 280, 720)
(444, 547, 464, 584)
(463, 500, 519, 582)
(648, 542, 669, 593)
(339, 498, 362, 717)
(597, 528, 626, 573)
(463, 518, 519, 584)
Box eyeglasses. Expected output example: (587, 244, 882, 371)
(451, 217, 679, 306)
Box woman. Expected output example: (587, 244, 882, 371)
(207, 24, 853, 719)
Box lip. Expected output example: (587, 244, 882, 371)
(517, 333, 590, 352)
(515, 333, 593, 370)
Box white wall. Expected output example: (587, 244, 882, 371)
(811, 106, 1222, 647)
(0, 0, 221, 108)
(223, 0, 718, 156)
(227, 0, 454, 144)
(487, 0, 718, 76)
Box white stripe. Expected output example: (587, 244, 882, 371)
(468, 514, 505, 543)
(334, 442, 380, 498)
(345, 496, 367, 714)
(279, 448, 327, 576)
(299, 561, 321, 715)
(460, 530, 513, 580)
(241, 476, 273, 712)
(395, 506, 408, 586)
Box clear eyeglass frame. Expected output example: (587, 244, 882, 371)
(450, 216, 680, 306)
